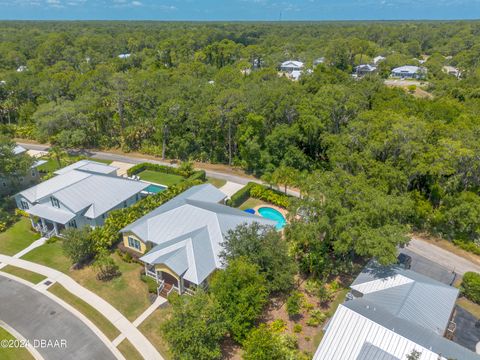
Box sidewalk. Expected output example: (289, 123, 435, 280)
(0, 254, 163, 360)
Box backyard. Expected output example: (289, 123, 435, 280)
(137, 169, 184, 187)
(0, 218, 40, 256)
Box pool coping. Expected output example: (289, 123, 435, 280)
(252, 204, 289, 228)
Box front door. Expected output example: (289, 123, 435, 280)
(161, 272, 178, 288)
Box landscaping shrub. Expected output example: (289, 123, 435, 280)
(461, 272, 480, 304)
(226, 182, 291, 208)
(226, 182, 254, 207)
(141, 274, 158, 294)
(293, 324, 302, 333)
(62, 227, 96, 266)
(93, 250, 121, 281)
(453, 239, 480, 256)
(187, 169, 206, 182)
(269, 319, 287, 333)
(306, 310, 326, 327)
(286, 291, 303, 317)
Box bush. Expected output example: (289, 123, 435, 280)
(453, 239, 480, 256)
(226, 182, 254, 207)
(187, 169, 206, 182)
(243, 324, 287, 360)
(306, 310, 326, 327)
(293, 324, 302, 333)
(93, 250, 120, 281)
(461, 272, 480, 304)
(270, 319, 287, 333)
(141, 274, 158, 294)
(286, 291, 303, 317)
(62, 227, 96, 266)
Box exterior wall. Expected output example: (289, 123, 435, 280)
(122, 232, 148, 254)
(155, 265, 180, 282)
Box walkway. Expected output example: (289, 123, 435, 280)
(0, 275, 117, 360)
(219, 181, 245, 198)
(408, 237, 480, 276)
(0, 254, 163, 360)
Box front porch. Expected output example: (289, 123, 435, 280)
(144, 264, 196, 297)
(30, 217, 65, 238)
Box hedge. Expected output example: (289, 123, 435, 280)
(226, 182, 291, 208)
(127, 162, 206, 182)
(453, 239, 480, 256)
(461, 272, 480, 304)
(89, 179, 203, 252)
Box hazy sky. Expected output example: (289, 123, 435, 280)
(0, 0, 479, 20)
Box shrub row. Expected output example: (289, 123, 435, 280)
(226, 182, 291, 208)
(453, 239, 480, 256)
(89, 180, 203, 252)
(461, 272, 480, 304)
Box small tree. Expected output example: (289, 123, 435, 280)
(461, 272, 480, 304)
(209, 258, 268, 342)
(179, 161, 194, 176)
(93, 250, 120, 281)
(286, 291, 302, 318)
(62, 227, 96, 266)
(243, 324, 286, 360)
(161, 290, 227, 360)
(406, 349, 421, 360)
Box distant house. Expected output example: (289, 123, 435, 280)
(313, 261, 480, 360)
(15, 160, 149, 238)
(16, 65, 27, 72)
(391, 65, 427, 79)
(0, 145, 45, 196)
(373, 55, 386, 64)
(120, 184, 276, 296)
(443, 66, 461, 79)
(313, 57, 325, 66)
(355, 64, 377, 77)
(118, 53, 131, 59)
(280, 60, 304, 72)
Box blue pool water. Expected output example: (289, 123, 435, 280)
(145, 184, 167, 194)
(244, 208, 256, 214)
(258, 207, 286, 230)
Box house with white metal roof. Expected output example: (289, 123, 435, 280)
(15, 160, 149, 238)
(280, 60, 304, 72)
(314, 261, 480, 360)
(355, 64, 377, 77)
(373, 55, 386, 64)
(391, 65, 427, 79)
(120, 184, 276, 296)
(443, 66, 462, 79)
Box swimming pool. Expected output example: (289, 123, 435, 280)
(258, 207, 286, 230)
(145, 184, 167, 194)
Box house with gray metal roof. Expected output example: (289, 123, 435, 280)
(313, 261, 480, 360)
(120, 184, 276, 296)
(15, 160, 149, 238)
(391, 65, 427, 79)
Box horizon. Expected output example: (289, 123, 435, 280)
(1, 0, 480, 21)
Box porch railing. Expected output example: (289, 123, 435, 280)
(157, 280, 165, 297)
(146, 269, 157, 279)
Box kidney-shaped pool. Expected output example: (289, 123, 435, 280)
(258, 207, 286, 230)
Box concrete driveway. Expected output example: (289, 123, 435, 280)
(0, 275, 116, 360)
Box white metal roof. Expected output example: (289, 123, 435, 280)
(392, 65, 425, 74)
(13, 145, 27, 155)
(124, 184, 276, 285)
(27, 203, 75, 224)
(54, 160, 118, 176)
(281, 60, 304, 68)
(373, 56, 386, 64)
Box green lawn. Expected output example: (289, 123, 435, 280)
(1, 265, 46, 284)
(207, 177, 227, 188)
(138, 170, 184, 187)
(238, 197, 268, 210)
(21, 239, 71, 274)
(48, 283, 120, 341)
(0, 218, 40, 256)
(138, 306, 172, 359)
(118, 339, 143, 360)
(0, 327, 34, 360)
(23, 241, 151, 321)
(37, 156, 111, 173)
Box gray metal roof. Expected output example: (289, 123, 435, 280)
(27, 203, 75, 224)
(54, 160, 118, 176)
(125, 184, 276, 285)
(13, 145, 27, 155)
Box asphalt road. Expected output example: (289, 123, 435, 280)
(0, 275, 116, 360)
(18, 142, 301, 197)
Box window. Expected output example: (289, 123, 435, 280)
(20, 200, 29, 210)
(135, 194, 139, 201)
(128, 236, 141, 251)
(31, 169, 36, 177)
(50, 197, 60, 208)
(2, 182, 6, 187)
(68, 219, 77, 228)
(123, 200, 127, 208)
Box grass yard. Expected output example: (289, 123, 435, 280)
(118, 339, 143, 360)
(138, 170, 184, 187)
(207, 177, 227, 188)
(21, 238, 71, 273)
(69, 253, 151, 321)
(1, 266, 46, 284)
(48, 283, 120, 340)
(37, 156, 112, 174)
(0, 218, 40, 256)
(138, 306, 172, 359)
(238, 197, 268, 210)
(457, 297, 480, 319)
(0, 327, 33, 360)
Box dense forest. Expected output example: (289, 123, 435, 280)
(1, 21, 480, 268)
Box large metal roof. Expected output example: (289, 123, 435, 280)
(54, 160, 118, 176)
(125, 184, 276, 285)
